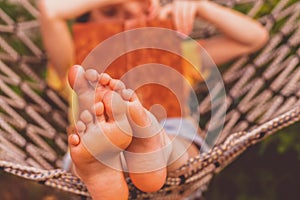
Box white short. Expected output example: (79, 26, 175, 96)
(160, 117, 209, 153)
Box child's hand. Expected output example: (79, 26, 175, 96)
(159, 0, 198, 35)
(148, 0, 160, 19)
(122, 0, 160, 20)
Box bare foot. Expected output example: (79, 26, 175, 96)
(68, 66, 132, 200)
(99, 73, 172, 192)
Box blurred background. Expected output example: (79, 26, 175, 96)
(0, 0, 299, 199)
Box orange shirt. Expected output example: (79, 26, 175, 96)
(72, 19, 203, 120)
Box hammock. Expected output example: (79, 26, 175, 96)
(0, 0, 299, 199)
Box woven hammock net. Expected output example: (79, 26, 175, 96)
(0, 0, 299, 199)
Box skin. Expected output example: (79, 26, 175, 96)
(38, 0, 159, 81)
(38, 0, 269, 199)
(39, 0, 268, 80)
(99, 73, 172, 192)
(69, 66, 188, 197)
(68, 66, 132, 200)
(160, 0, 269, 65)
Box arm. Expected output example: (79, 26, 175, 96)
(41, 0, 129, 19)
(195, 1, 269, 65)
(38, 0, 129, 80)
(160, 1, 269, 65)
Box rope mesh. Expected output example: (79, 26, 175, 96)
(0, 0, 299, 199)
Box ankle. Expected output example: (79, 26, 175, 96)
(85, 170, 129, 200)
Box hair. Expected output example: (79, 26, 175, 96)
(76, 12, 91, 23)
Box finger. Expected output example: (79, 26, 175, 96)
(159, 4, 172, 20)
(148, 0, 160, 18)
(179, 2, 188, 34)
(184, 3, 192, 34)
(174, 1, 195, 35)
(181, 2, 192, 35)
(186, 5, 197, 35)
(174, 2, 184, 34)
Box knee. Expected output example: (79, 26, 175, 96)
(250, 26, 270, 52)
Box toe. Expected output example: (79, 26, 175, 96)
(95, 86, 109, 102)
(103, 91, 126, 120)
(122, 89, 139, 102)
(109, 79, 125, 91)
(68, 65, 81, 89)
(80, 110, 94, 124)
(85, 69, 99, 83)
(93, 102, 105, 121)
(68, 134, 80, 146)
(76, 120, 86, 134)
(99, 73, 112, 86)
(68, 65, 90, 94)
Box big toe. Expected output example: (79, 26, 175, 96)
(121, 89, 139, 102)
(103, 91, 127, 121)
(121, 89, 148, 125)
(68, 65, 90, 94)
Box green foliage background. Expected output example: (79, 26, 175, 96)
(205, 0, 300, 199)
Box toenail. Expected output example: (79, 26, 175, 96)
(122, 89, 134, 100)
(69, 134, 80, 145)
(76, 121, 85, 132)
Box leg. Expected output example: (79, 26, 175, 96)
(121, 89, 172, 192)
(68, 66, 132, 200)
